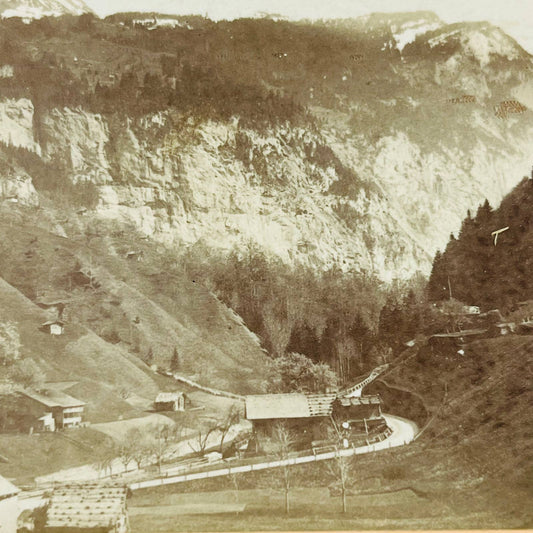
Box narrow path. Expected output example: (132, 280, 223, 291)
(129, 413, 418, 491)
(18, 414, 418, 512)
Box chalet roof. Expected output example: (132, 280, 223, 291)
(0, 475, 19, 498)
(35, 300, 67, 308)
(41, 320, 65, 327)
(155, 392, 184, 403)
(431, 328, 487, 339)
(336, 395, 381, 407)
(245, 393, 336, 420)
(45, 484, 127, 529)
(21, 389, 86, 409)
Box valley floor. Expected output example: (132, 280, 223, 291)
(128, 485, 529, 531)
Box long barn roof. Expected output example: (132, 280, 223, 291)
(45, 484, 127, 529)
(245, 393, 336, 420)
(20, 389, 86, 408)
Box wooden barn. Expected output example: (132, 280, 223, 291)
(154, 392, 185, 412)
(44, 484, 129, 533)
(245, 393, 336, 449)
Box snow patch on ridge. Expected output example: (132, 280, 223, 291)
(392, 20, 443, 53)
(460, 28, 520, 67)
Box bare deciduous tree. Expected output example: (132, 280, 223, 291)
(148, 422, 175, 475)
(271, 422, 294, 515)
(217, 404, 241, 454)
(117, 438, 135, 473)
(93, 443, 116, 479)
(326, 447, 355, 513)
(189, 421, 218, 457)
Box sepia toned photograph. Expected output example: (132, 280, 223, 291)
(0, 0, 531, 531)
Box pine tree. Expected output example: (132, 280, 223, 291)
(170, 347, 179, 373)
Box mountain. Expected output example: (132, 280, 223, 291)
(0, 0, 92, 19)
(0, 13, 531, 284)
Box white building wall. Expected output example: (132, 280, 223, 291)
(0, 495, 19, 533)
(50, 324, 63, 335)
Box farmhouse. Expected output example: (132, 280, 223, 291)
(332, 395, 386, 435)
(0, 475, 20, 533)
(20, 389, 86, 430)
(44, 484, 129, 533)
(245, 391, 389, 451)
(154, 392, 185, 412)
(41, 320, 65, 336)
(245, 393, 336, 447)
(492, 322, 516, 336)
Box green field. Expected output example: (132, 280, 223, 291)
(0, 429, 114, 485)
(129, 484, 527, 531)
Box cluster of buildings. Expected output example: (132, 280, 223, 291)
(5, 389, 189, 435)
(244, 365, 390, 452)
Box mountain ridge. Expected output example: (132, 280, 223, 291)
(0, 14, 531, 282)
(0, 0, 92, 19)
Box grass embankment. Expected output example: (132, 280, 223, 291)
(0, 429, 114, 485)
(0, 207, 269, 395)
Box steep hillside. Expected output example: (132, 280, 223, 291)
(0, 204, 269, 397)
(0, 12, 531, 282)
(428, 177, 533, 309)
(364, 334, 533, 527)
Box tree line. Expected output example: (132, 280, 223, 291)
(178, 242, 430, 386)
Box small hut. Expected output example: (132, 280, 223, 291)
(154, 392, 185, 412)
(41, 320, 65, 336)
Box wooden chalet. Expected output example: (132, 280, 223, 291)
(331, 395, 386, 434)
(20, 389, 86, 430)
(44, 484, 129, 533)
(41, 320, 65, 336)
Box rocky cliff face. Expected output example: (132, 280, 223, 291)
(0, 0, 92, 19)
(0, 13, 532, 282)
